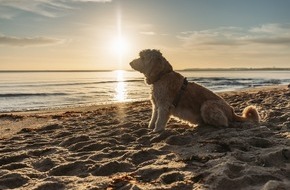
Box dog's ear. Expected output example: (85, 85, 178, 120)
(139, 49, 162, 60)
(139, 49, 149, 60)
(141, 49, 173, 84)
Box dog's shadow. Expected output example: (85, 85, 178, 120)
(165, 119, 255, 135)
(154, 120, 261, 161)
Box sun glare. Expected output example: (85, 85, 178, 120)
(108, 8, 132, 67)
(112, 36, 129, 55)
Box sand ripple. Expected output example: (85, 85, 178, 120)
(0, 86, 290, 189)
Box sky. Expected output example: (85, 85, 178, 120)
(0, 0, 290, 70)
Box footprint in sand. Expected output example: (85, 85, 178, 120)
(0, 173, 29, 189)
(33, 181, 65, 190)
(49, 161, 92, 177)
(33, 157, 56, 172)
(91, 161, 135, 176)
(159, 171, 185, 184)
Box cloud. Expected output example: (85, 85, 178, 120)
(0, 0, 112, 18)
(0, 34, 64, 47)
(73, 0, 112, 2)
(245, 36, 290, 45)
(246, 23, 290, 45)
(250, 23, 290, 34)
(178, 27, 245, 47)
(0, 6, 16, 19)
(178, 23, 290, 48)
(0, 0, 71, 18)
(140, 31, 156, 35)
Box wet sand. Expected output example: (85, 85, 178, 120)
(0, 85, 289, 189)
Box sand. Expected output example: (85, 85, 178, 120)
(0, 85, 289, 190)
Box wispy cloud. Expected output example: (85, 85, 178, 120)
(140, 31, 156, 35)
(0, 6, 16, 19)
(178, 23, 290, 48)
(0, 0, 112, 18)
(0, 34, 64, 47)
(250, 23, 290, 34)
(72, 0, 112, 2)
(0, 0, 70, 18)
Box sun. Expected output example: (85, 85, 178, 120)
(111, 36, 129, 55)
(109, 35, 130, 66)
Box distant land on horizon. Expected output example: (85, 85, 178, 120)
(0, 68, 290, 72)
(182, 67, 290, 71)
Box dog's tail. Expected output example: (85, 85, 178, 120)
(233, 106, 260, 123)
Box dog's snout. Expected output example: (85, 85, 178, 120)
(129, 59, 138, 69)
(130, 58, 144, 73)
(129, 61, 135, 69)
(129, 61, 134, 67)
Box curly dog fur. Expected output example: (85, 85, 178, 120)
(130, 49, 260, 132)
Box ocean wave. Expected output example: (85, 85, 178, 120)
(0, 79, 143, 88)
(0, 92, 68, 98)
(188, 77, 285, 87)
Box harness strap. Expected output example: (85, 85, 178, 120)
(172, 77, 188, 107)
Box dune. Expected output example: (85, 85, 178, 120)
(0, 85, 289, 189)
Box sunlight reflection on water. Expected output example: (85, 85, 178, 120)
(114, 70, 127, 102)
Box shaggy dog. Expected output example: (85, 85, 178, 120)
(130, 49, 260, 132)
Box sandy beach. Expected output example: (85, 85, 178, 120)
(0, 85, 289, 190)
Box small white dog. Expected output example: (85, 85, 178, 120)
(130, 49, 260, 132)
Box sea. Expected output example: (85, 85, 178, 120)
(0, 70, 290, 112)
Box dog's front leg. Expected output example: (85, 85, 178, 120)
(154, 107, 170, 132)
(148, 106, 158, 129)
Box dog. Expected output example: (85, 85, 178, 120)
(130, 49, 260, 132)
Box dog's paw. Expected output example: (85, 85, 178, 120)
(153, 127, 165, 133)
(148, 123, 155, 129)
(148, 130, 160, 135)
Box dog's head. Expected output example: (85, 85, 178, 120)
(129, 49, 173, 84)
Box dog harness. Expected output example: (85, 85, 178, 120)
(172, 77, 188, 107)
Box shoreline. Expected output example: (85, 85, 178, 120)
(1, 84, 287, 116)
(0, 85, 288, 140)
(0, 84, 289, 189)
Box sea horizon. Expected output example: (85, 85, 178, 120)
(1, 67, 290, 73)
